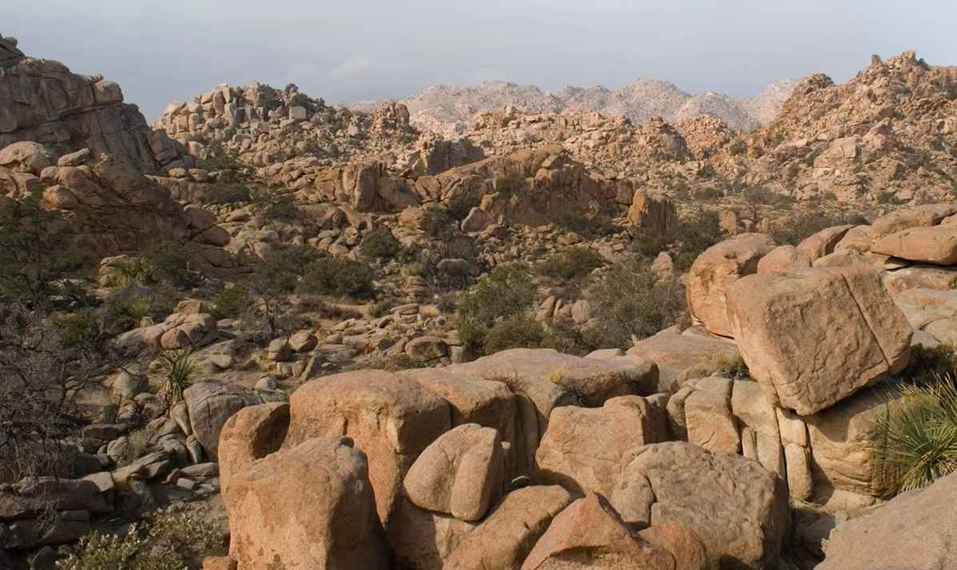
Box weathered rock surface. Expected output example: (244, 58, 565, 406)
(223, 436, 389, 570)
(687, 233, 775, 337)
(535, 396, 667, 496)
(521, 493, 676, 570)
(727, 265, 911, 415)
(184, 382, 264, 461)
(610, 442, 788, 569)
(403, 424, 505, 522)
(628, 326, 740, 392)
(284, 370, 451, 523)
(444, 485, 573, 570)
(818, 471, 957, 570)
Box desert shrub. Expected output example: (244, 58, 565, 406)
(158, 350, 194, 406)
(539, 323, 592, 356)
(110, 257, 157, 288)
(359, 228, 402, 260)
(144, 242, 202, 289)
(211, 285, 249, 320)
(537, 247, 605, 281)
(58, 509, 225, 570)
(368, 299, 396, 319)
(101, 287, 176, 334)
(770, 210, 866, 246)
(899, 345, 957, 386)
(357, 352, 427, 372)
(201, 183, 252, 205)
(672, 209, 724, 270)
(713, 354, 751, 380)
(583, 257, 687, 349)
(251, 187, 298, 221)
(741, 185, 795, 208)
(422, 205, 454, 238)
(873, 373, 957, 497)
(299, 257, 375, 299)
(457, 265, 537, 354)
(484, 314, 547, 354)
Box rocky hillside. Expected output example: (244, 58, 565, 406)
(4, 33, 957, 570)
(377, 78, 796, 137)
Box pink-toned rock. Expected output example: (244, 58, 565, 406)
(535, 396, 668, 496)
(687, 233, 775, 337)
(796, 225, 855, 260)
(869, 203, 957, 239)
(727, 265, 912, 415)
(224, 437, 389, 570)
(871, 224, 957, 265)
(284, 370, 451, 524)
(403, 424, 505, 522)
(521, 493, 675, 570)
(217, 403, 289, 496)
(444, 485, 573, 570)
(757, 245, 812, 274)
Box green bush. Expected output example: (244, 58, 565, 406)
(211, 285, 249, 320)
(101, 287, 176, 334)
(251, 187, 298, 221)
(537, 247, 605, 281)
(299, 256, 375, 299)
(422, 205, 454, 239)
(873, 373, 957, 497)
(144, 242, 201, 289)
(457, 265, 537, 354)
(359, 228, 402, 260)
(484, 314, 547, 354)
(672, 209, 724, 270)
(583, 257, 687, 349)
(159, 350, 194, 406)
(58, 509, 225, 570)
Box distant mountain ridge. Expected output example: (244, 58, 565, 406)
(360, 78, 797, 136)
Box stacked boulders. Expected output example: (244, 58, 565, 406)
(212, 348, 790, 569)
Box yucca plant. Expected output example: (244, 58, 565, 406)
(158, 349, 194, 406)
(872, 372, 957, 497)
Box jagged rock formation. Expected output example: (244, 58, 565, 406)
(0, 38, 188, 173)
(383, 78, 795, 136)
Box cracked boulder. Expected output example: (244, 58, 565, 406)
(727, 265, 911, 415)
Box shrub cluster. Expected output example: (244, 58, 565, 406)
(536, 247, 605, 281)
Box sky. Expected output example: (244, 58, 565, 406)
(4, 1, 956, 120)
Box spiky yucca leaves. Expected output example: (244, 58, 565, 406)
(873, 373, 957, 497)
(158, 349, 194, 406)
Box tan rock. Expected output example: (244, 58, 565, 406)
(637, 524, 709, 570)
(731, 380, 784, 476)
(727, 265, 911, 415)
(783, 443, 813, 501)
(628, 326, 740, 392)
(388, 497, 477, 570)
(610, 442, 788, 569)
(217, 403, 289, 496)
(627, 190, 678, 235)
(818, 471, 957, 570)
(871, 224, 957, 265)
(521, 493, 675, 570)
(284, 370, 451, 524)
(684, 377, 740, 455)
(686, 233, 775, 337)
(869, 203, 957, 239)
(796, 224, 855, 260)
(183, 382, 262, 460)
(535, 396, 667, 496)
(224, 437, 389, 570)
(445, 485, 573, 570)
(403, 424, 505, 522)
(756, 245, 812, 274)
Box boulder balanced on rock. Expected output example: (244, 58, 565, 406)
(727, 264, 912, 415)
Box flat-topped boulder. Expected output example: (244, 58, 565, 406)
(871, 224, 957, 265)
(727, 265, 911, 415)
(628, 326, 740, 392)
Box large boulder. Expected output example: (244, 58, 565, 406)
(796, 225, 855, 261)
(817, 471, 957, 570)
(284, 370, 451, 524)
(535, 396, 668, 496)
(686, 233, 775, 338)
(521, 493, 677, 570)
(223, 437, 389, 570)
(869, 203, 957, 239)
(403, 424, 506, 522)
(610, 442, 789, 569)
(871, 224, 957, 265)
(217, 403, 290, 496)
(683, 377, 740, 455)
(184, 382, 263, 461)
(444, 485, 574, 570)
(388, 498, 477, 570)
(727, 265, 912, 415)
(628, 326, 740, 392)
(442, 348, 658, 475)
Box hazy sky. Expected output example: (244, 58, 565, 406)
(5, 1, 956, 119)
